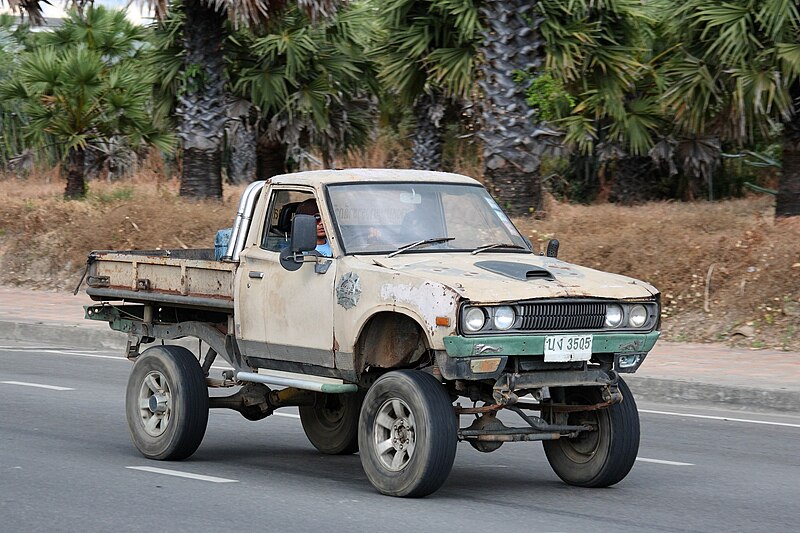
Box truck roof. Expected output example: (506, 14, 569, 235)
(268, 168, 482, 187)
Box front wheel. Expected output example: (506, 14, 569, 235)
(125, 345, 209, 461)
(299, 391, 363, 455)
(358, 370, 457, 498)
(543, 378, 639, 487)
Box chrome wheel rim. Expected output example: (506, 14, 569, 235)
(138, 370, 172, 437)
(373, 398, 416, 471)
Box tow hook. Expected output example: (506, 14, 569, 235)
(603, 385, 623, 404)
(492, 374, 518, 405)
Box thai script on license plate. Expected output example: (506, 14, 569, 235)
(544, 334, 593, 362)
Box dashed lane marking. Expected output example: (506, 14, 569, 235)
(0, 381, 74, 391)
(274, 412, 301, 419)
(636, 457, 694, 466)
(640, 409, 800, 429)
(0, 347, 234, 371)
(126, 466, 238, 483)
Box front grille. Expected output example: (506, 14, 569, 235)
(518, 301, 606, 331)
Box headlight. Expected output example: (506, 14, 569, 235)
(464, 307, 486, 332)
(629, 304, 648, 328)
(605, 304, 623, 328)
(493, 306, 515, 330)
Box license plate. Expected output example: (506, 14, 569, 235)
(544, 334, 593, 362)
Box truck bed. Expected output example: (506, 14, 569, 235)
(85, 249, 235, 311)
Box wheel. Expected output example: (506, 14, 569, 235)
(358, 370, 457, 497)
(299, 391, 363, 455)
(543, 378, 639, 487)
(125, 345, 209, 461)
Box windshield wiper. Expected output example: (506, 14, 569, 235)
(387, 237, 455, 258)
(471, 242, 528, 255)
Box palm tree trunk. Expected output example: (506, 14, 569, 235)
(610, 156, 660, 205)
(177, 0, 228, 199)
(227, 121, 257, 184)
(256, 136, 288, 179)
(411, 92, 444, 170)
(64, 147, 86, 199)
(477, 0, 548, 217)
(777, 102, 800, 218)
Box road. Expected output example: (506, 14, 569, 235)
(1, 340, 798, 532)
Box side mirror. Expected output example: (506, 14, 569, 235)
(291, 214, 317, 253)
(279, 214, 318, 271)
(545, 238, 559, 258)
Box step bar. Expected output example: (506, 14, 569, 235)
(236, 370, 358, 394)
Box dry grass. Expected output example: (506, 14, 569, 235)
(1, 168, 798, 350)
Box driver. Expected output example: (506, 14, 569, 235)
(296, 199, 332, 257)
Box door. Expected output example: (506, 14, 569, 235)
(235, 187, 337, 368)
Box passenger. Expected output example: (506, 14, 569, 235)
(296, 199, 332, 257)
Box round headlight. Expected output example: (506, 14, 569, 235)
(629, 304, 648, 328)
(464, 307, 486, 332)
(493, 306, 516, 330)
(605, 304, 623, 328)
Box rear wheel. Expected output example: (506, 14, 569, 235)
(543, 378, 639, 487)
(300, 391, 363, 455)
(358, 370, 457, 497)
(125, 345, 209, 461)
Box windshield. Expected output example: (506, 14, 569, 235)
(326, 182, 529, 255)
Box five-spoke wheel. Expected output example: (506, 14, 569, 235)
(358, 370, 457, 497)
(125, 345, 209, 461)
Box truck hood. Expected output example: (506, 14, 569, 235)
(365, 253, 658, 303)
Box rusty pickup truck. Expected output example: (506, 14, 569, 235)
(82, 168, 660, 497)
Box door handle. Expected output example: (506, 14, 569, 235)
(249, 271, 264, 279)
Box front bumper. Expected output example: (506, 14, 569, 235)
(437, 331, 660, 381)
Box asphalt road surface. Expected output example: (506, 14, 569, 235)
(1, 340, 798, 532)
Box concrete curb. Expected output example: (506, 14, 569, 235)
(2, 320, 798, 413)
(0, 320, 127, 350)
(625, 376, 800, 413)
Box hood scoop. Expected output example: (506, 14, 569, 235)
(475, 261, 555, 281)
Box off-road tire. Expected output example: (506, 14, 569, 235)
(543, 378, 639, 487)
(300, 391, 363, 455)
(358, 370, 457, 497)
(125, 345, 209, 461)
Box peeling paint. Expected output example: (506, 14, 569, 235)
(380, 281, 457, 330)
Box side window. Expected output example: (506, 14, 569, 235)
(261, 190, 315, 251)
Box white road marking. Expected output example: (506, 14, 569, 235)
(0, 347, 234, 371)
(0, 381, 74, 391)
(126, 466, 238, 483)
(640, 409, 800, 429)
(274, 412, 301, 419)
(636, 457, 694, 466)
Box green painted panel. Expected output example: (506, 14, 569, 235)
(443, 331, 660, 357)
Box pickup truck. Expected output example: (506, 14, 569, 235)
(82, 168, 660, 497)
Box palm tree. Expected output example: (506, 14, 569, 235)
(0, 14, 32, 169)
(6, 0, 344, 198)
(662, 0, 800, 217)
(533, 0, 664, 204)
(0, 7, 173, 198)
(0, 1, 45, 25)
(374, 0, 481, 170)
(230, 1, 378, 177)
(151, 1, 374, 181)
(161, 0, 343, 198)
(477, 0, 551, 215)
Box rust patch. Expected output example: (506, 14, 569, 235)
(356, 313, 426, 371)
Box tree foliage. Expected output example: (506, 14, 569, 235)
(0, 7, 173, 197)
(230, 0, 378, 167)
